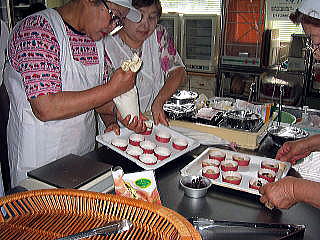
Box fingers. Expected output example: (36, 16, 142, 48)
(158, 112, 169, 126)
(152, 109, 168, 126)
(260, 193, 275, 210)
(259, 184, 275, 210)
(265, 201, 275, 210)
(105, 123, 120, 135)
(139, 112, 149, 121)
(121, 115, 146, 133)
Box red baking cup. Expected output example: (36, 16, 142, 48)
(111, 138, 128, 151)
(155, 131, 171, 143)
(202, 158, 220, 168)
(220, 160, 238, 172)
(258, 168, 276, 182)
(222, 171, 242, 185)
(172, 138, 188, 150)
(249, 178, 268, 190)
(202, 166, 220, 179)
(154, 146, 171, 160)
(126, 146, 143, 159)
(139, 154, 157, 165)
(232, 154, 250, 166)
(140, 140, 156, 154)
(129, 134, 144, 146)
(208, 150, 226, 161)
(141, 127, 153, 135)
(261, 160, 279, 172)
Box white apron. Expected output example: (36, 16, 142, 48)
(4, 9, 104, 186)
(0, 20, 9, 86)
(0, 165, 4, 197)
(104, 32, 165, 113)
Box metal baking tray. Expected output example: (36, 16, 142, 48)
(189, 217, 305, 240)
(96, 124, 200, 170)
(180, 148, 291, 195)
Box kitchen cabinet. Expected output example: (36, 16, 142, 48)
(181, 71, 216, 98)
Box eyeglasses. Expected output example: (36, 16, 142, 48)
(102, 0, 123, 35)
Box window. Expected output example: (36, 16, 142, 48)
(160, 1, 303, 42)
(161, 0, 221, 15)
(270, 20, 304, 42)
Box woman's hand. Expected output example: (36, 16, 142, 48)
(276, 138, 312, 164)
(108, 68, 136, 97)
(118, 112, 147, 133)
(259, 176, 300, 209)
(104, 122, 121, 135)
(151, 100, 169, 126)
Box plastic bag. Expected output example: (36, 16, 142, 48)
(112, 167, 162, 205)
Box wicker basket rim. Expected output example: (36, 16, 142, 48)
(0, 189, 201, 240)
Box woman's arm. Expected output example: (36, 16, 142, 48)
(30, 69, 135, 121)
(152, 66, 186, 108)
(260, 176, 320, 209)
(276, 134, 320, 163)
(151, 25, 187, 125)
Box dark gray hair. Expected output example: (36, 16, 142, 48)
(132, 0, 162, 17)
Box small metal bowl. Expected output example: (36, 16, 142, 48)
(268, 125, 309, 146)
(180, 175, 212, 198)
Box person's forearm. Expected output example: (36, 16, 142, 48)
(153, 67, 186, 105)
(295, 179, 320, 208)
(30, 82, 119, 121)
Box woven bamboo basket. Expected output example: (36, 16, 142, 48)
(0, 189, 201, 240)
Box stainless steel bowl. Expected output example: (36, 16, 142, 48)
(180, 175, 212, 198)
(170, 90, 198, 105)
(163, 103, 196, 120)
(268, 125, 309, 146)
(224, 110, 262, 131)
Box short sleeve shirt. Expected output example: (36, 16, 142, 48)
(104, 24, 184, 79)
(8, 14, 106, 99)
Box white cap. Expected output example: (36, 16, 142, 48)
(109, 0, 141, 22)
(298, 0, 320, 19)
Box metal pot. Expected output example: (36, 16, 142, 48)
(268, 125, 309, 146)
(163, 103, 196, 120)
(224, 110, 262, 131)
(169, 90, 198, 105)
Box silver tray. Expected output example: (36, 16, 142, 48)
(96, 124, 200, 170)
(180, 148, 291, 195)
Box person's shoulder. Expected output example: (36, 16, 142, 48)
(155, 24, 168, 43)
(18, 13, 50, 30)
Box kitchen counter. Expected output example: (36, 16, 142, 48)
(85, 136, 320, 240)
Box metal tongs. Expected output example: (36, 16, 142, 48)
(56, 220, 133, 240)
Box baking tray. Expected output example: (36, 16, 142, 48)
(188, 217, 305, 240)
(96, 124, 200, 170)
(180, 148, 291, 195)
